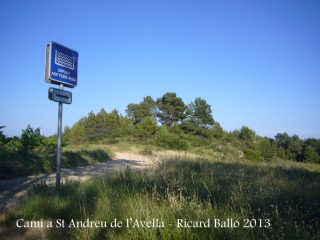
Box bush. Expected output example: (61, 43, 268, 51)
(136, 117, 157, 138)
(20, 125, 42, 156)
(43, 158, 55, 173)
(156, 134, 189, 150)
(185, 134, 211, 147)
(244, 148, 264, 161)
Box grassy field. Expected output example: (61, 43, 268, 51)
(1, 148, 320, 239)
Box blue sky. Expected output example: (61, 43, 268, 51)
(0, 0, 319, 139)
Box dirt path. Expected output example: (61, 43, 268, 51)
(0, 152, 158, 213)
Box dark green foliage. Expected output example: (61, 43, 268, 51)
(274, 133, 320, 163)
(135, 116, 157, 140)
(0, 126, 6, 145)
(0, 125, 53, 178)
(1, 90, 320, 179)
(186, 97, 215, 128)
(0, 126, 7, 160)
(212, 121, 226, 139)
(239, 125, 256, 143)
(243, 148, 264, 162)
(65, 120, 86, 143)
(66, 109, 124, 143)
(156, 92, 187, 126)
(181, 120, 215, 139)
(0, 124, 113, 178)
(275, 132, 291, 150)
(288, 134, 304, 161)
(155, 125, 189, 150)
(303, 145, 320, 163)
(20, 124, 42, 156)
(257, 137, 276, 161)
(156, 134, 189, 150)
(126, 96, 156, 124)
(60, 91, 320, 164)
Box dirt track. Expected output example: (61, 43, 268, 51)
(0, 152, 157, 213)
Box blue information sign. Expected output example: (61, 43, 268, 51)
(45, 42, 78, 88)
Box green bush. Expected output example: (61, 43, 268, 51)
(43, 158, 55, 173)
(155, 125, 189, 150)
(244, 148, 264, 161)
(156, 134, 189, 150)
(186, 134, 211, 147)
(20, 125, 42, 156)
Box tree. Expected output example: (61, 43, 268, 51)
(0, 126, 6, 145)
(126, 96, 156, 124)
(126, 103, 141, 123)
(20, 125, 42, 155)
(288, 134, 303, 161)
(156, 92, 186, 126)
(275, 133, 304, 161)
(258, 137, 276, 161)
(83, 111, 98, 140)
(0, 126, 7, 159)
(95, 108, 111, 139)
(68, 120, 87, 143)
(239, 126, 256, 142)
(303, 146, 319, 163)
(213, 121, 225, 139)
(275, 133, 291, 159)
(275, 133, 290, 149)
(304, 138, 320, 158)
(186, 97, 215, 128)
(135, 116, 157, 139)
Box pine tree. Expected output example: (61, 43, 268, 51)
(156, 92, 186, 126)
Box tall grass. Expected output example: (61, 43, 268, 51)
(2, 155, 319, 239)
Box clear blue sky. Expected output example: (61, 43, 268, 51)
(0, 0, 319, 139)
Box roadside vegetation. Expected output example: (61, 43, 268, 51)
(0, 125, 113, 179)
(1, 92, 319, 239)
(2, 154, 319, 239)
(1, 92, 319, 179)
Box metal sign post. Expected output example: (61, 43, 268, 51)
(45, 41, 78, 195)
(56, 84, 63, 193)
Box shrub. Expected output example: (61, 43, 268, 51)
(155, 125, 189, 150)
(243, 148, 264, 161)
(20, 125, 42, 156)
(156, 134, 189, 150)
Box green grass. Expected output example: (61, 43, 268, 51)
(61, 146, 114, 168)
(0, 144, 114, 179)
(2, 154, 319, 239)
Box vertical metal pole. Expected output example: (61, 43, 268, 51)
(56, 84, 64, 194)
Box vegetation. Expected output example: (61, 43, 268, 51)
(1, 91, 319, 179)
(62, 92, 320, 164)
(1, 91, 320, 239)
(0, 125, 113, 179)
(2, 154, 319, 239)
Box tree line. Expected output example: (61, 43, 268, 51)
(62, 92, 319, 164)
(1, 92, 320, 177)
